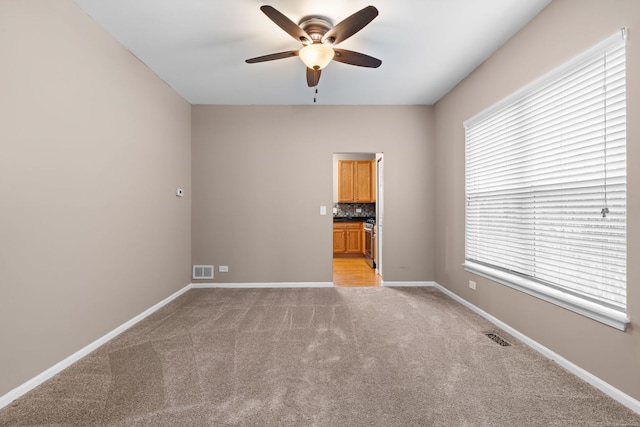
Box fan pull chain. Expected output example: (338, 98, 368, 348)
(313, 87, 318, 103)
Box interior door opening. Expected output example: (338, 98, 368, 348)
(331, 152, 383, 287)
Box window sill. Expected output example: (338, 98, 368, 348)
(463, 261, 629, 331)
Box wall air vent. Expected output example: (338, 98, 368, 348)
(192, 265, 214, 280)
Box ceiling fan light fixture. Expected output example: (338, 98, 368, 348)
(299, 44, 334, 70)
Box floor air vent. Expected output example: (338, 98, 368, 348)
(485, 332, 511, 347)
(193, 265, 214, 280)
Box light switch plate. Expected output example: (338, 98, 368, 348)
(320, 205, 327, 215)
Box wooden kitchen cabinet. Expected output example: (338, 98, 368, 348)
(338, 160, 374, 202)
(338, 161, 355, 202)
(333, 222, 363, 254)
(333, 228, 346, 253)
(345, 227, 362, 254)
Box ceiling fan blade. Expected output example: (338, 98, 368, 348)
(245, 50, 299, 64)
(306, 68, 321, 87)
(333, 49, 382, 68)
(322, 6, 378, 45)
(260, 5, 312, 44)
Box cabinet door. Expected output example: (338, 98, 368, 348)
(338, 161, 355, 202)
(333, 229, 346, 253)
(355, 161, 372, 202)
(370, 159, 376, 202)
(345, 229, 362, 253)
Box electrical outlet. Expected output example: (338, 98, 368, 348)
(469, 280, 476, 291)
(219, 265, 229, 273)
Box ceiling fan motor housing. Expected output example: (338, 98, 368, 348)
(298, 16, 333, 44)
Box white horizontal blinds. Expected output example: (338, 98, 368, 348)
(465, 32, 626, 312)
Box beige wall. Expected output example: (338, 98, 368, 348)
(0, 1, 192, 396)
(192, 106, 435, 284)
(434, 0, 640, 400)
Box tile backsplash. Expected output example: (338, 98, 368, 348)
(333, 203, 376, 218)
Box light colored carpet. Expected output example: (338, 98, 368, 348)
(1, 287, 639, 426)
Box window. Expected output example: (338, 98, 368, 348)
(464, 31, 627, 330)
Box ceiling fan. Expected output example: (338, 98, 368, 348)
(245, 5, 382, 87)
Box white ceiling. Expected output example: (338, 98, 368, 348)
(73, 0, 551, 105)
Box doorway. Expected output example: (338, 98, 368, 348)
(331, 152, 383, 287)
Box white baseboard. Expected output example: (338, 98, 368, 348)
(0, 283, 192, 411)
(433, 282, 640, 415)
(382, 281, 436, 287)
(191, 282, 334, 288)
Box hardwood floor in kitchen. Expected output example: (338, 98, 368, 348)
(333, 256, 380, 287)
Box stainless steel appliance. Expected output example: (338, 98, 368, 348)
(363, 219, 375, 268)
